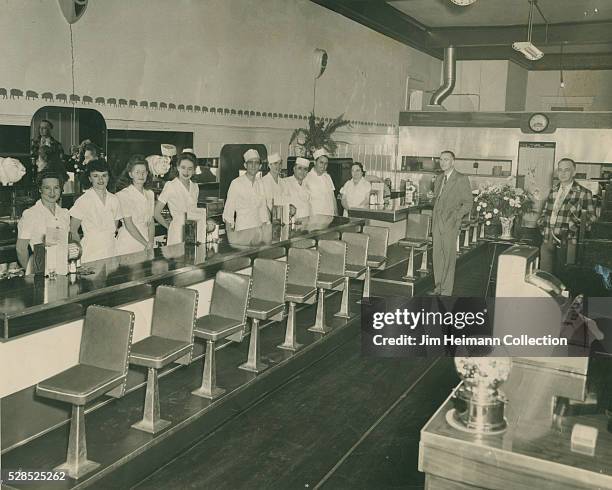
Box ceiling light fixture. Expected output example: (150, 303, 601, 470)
(512, 0, 544, 60)
(450, 0, 478, 5)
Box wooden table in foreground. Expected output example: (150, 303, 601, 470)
(419, 360, 612, 489)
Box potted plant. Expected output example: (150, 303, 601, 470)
(289, 112, 351, 158)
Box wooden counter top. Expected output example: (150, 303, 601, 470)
(0, 215, 363, 341)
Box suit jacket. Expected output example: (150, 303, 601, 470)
(537, 180, 596, 239)
(432, 169, 473, 231)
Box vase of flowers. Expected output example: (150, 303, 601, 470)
(473, 184, 533, 239)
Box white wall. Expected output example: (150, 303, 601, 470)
(0, 0, 441, 154)
(525, 70, 612, 111)
(443, 60, 509, 112)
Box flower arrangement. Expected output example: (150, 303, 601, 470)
(289, 112, 351, 157)
(472, 184, 533, 226)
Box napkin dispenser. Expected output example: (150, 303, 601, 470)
(184, 208, 207, 245)
(32, 227, 69, 276)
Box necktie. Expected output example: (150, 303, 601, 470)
(439, 174, 448, 195)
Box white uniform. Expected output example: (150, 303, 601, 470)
(222, 174, 269, 231)
(256, 172, 284, 212)
(158, 178, 199, 246)
(18, 200, 71, 274)
(340, 178, 371, 217)
(70, 188, 121, 263)
(304, 169, 337, 216)
(280, 176, 311, 218)
(116, 185, 155, 255)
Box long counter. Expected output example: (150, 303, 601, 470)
(347, 202, 432, 244)
(0, 215, 360, 341)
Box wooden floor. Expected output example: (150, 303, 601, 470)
(133, 250, 496, 489)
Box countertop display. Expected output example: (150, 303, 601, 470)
(347, 202, 432, 222)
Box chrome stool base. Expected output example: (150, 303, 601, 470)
(239, 319, 268, 373)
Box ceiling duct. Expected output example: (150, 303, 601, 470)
(428, 46, 456, 109)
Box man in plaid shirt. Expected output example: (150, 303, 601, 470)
(537, 158, 597, 272)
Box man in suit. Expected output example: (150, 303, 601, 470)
(432, 150, 473, 295)
(537, 158, 596, 273)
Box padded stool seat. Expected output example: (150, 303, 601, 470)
(317, 231, 341, 241)
(367, 255, 386, 268)
(129, 285, 198, 434)
(362, 226, 390, 298)
(279, 248, 320, 352)
(346, 264, 367, 278)
(35, 305, 134, 479)
(317, 272, 344, 290)
(247, 298, 285, 320)
(194, 315, 244, 341)
(130, 336, 192, 369)
(401, 214, 432, 280)
(398, 238, 428, 248)
(240, 258, 288, 373)
(286, 284, 317, 303)
(37, 365, 124, 406)
(192, 271, 251, 400)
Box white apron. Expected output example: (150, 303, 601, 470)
(304, 170, 336, 216)
(70, 188, 121, 264)
(159, 178, 199, 245)
(116, 185, 155, 255)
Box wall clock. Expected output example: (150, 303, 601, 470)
(528, 113, 549, 133)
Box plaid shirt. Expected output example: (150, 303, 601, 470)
(537, 180, 596, 239)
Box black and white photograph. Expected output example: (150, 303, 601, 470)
(2, 0, 612, 488)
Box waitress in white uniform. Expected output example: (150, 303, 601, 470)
(340, 162, 372, 217)
(154, 152, 199, 245)
(16, 171, 70, 273)
(304, 148, 337, 216)
(222, 149, 269, 231)
(115, 155, 155, 255)
(70, 159, 122, 263)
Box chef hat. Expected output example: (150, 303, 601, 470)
(183, 148, 195, 155)
(313, 148, 328, 160)
(161, 144, 177, 157)
(295, 157, 310, 168)
(243, 149, 260, 162)
(0, 157, 26, 186)
(268, 152, 281, 164)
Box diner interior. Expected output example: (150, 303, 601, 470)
(3, 0, 612, 488)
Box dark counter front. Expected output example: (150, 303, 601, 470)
(0, 215, 364, 340)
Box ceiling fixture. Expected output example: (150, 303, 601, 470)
(513, 0, 544, 61)
(450, 0, 478, 5)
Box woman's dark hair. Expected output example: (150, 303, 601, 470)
(82, 143, 99, 159)
(351, 161, 365, 175)
(36, 170, 65, 189)
(176, 152, 197, 168)
(115, 154, 151, 192)
(82, 159, 112, 189)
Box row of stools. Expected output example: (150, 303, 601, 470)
(34, 225, 390, 479)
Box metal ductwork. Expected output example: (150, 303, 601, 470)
(429, 46, 456, 107)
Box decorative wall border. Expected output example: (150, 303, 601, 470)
(0, 87, 396, 129)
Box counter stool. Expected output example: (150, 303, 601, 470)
(461, 222, 471, 248)
(36, 305, 134, 479)
(361, 225, 389, 298)
(309, 240, 346, 334)
(129, 285, 198, 434)
(337, 232, 368, 317)
(343, 224, 363, 233)
(317, 231, 341, 242)
(239, 258, 288, 373)
(192, 271, 251, 399)
(291, 238, 317, 249)
(278, 248, 319, 352)
(399, 214, 431, 280)
(471, 220, 479, 244)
